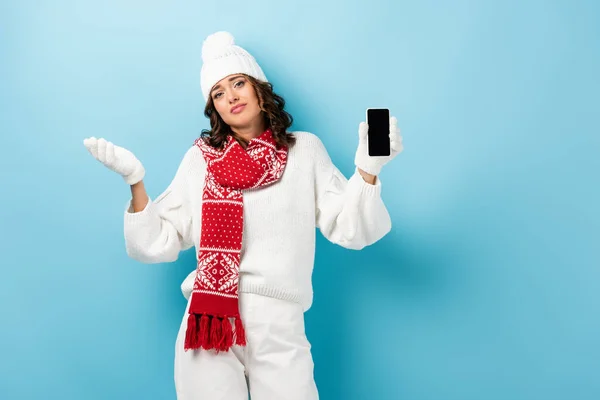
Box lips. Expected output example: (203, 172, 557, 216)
(230, 104, 246, 114)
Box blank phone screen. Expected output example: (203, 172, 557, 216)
(367, 108, 390, 156)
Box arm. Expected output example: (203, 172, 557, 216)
(314, 117, 403, 250)
(82, 136, 196, 263)
(123, 147, 198, 263)
(130, 180, 150, 212)
(314, 138, 392, 250)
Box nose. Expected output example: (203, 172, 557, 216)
(228, 92, 239, 104)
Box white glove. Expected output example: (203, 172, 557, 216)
(83, 137, 145, 185)
(354, 116, 403, 176)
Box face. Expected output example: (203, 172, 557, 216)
(210, 74, 262, 130)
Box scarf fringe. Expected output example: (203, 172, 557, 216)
(184, 314, 198, 349)
(221, 317, 234, 350)
(184, 314, 246, 352)
(200, 314, 210, 348)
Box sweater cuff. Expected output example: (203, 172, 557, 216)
(349, 167, 382, 198)
(124, 197, 156, 227)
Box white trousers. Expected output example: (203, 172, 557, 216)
(174, 292, 319, 400)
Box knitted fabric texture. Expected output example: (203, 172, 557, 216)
(184, 129, 288, 352)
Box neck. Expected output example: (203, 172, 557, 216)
(231, 118, 267, 148)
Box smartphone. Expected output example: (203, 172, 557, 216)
(366, 108, 390, 156)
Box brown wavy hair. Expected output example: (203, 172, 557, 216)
(200, 74, 296, 149)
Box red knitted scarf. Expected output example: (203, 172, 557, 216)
(185, 129, 288, 352)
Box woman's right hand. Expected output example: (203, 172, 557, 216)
(83, 137, 145, 185)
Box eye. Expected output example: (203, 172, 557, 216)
(234, 80, 245, 88)
(213, 92, 223, 99)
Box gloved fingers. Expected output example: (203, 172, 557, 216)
(358, 122, 368, 141)
(83, 137, 99, 159)
(96, 138, 108, 163)
(105, 141, 116, 166)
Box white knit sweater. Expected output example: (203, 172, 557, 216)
(123, 131, 392, 311)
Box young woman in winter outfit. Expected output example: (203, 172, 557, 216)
(83, 31, 403, 400)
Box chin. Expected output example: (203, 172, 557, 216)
(226, 118, 250, 129)
(228, 113, 261, 129)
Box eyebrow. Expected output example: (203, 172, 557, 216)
(211, 75, 246, 95)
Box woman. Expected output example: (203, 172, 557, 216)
(83, 31, 403, 400)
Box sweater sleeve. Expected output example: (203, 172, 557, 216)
(123, 146, 199, 263)
(313, 136, 392, 250)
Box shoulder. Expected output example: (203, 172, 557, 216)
(173, 142, 206, 174)
(289, 131, 327, 152)
(183, 142, 205, 162)
(287, 131, 333, 170)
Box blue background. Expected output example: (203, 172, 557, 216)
(1, 0, 599, 399)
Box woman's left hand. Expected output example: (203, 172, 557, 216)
(354, 116, 403, 176)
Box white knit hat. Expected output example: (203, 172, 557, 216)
(200, 31, 268, 102)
